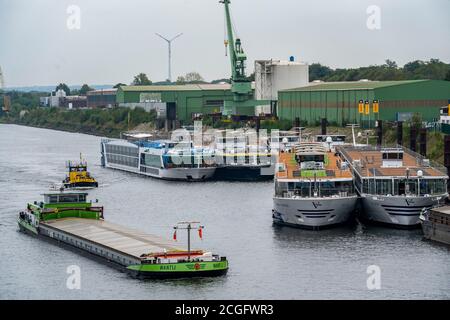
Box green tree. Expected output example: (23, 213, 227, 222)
(309, 63, 333, 81)
(211, 78, 231, 84)
(176, 72, 205, 84)
(176, 76, 186, 85)
(56, 83, 70, 95)
(403, 60, 424, 74)
(132, 73, 152, 85)
(79, 84, 93, 95)
(113, 83, 127, 89)
(184, 72, 204, 83)
(384, 59, 398, 68)
(445, 70, 450, 81)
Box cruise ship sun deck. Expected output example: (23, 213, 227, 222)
(340, 146, 446, 178)
(276, 148, 353, 181)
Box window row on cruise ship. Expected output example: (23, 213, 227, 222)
(105, 144, 139, 157)
(275, 181, 355, 198)
(106, 154, 139, 168)
(360, 178, 446, 196)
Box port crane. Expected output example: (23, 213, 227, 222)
(220, 0, 267, 116)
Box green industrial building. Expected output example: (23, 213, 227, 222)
(278, 80, 450, 125)
(116, 84, 236, 122)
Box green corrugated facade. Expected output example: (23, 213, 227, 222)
(278, 80, 450, 125)
(116, 84, 235, 122)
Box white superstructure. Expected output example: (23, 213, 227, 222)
(101, 139, 216, 181)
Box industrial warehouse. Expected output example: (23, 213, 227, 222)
(277, 79, 450, 125)
(116, 83, 234, 121)
(113, 79, 450, 126)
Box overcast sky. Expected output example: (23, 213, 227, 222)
(1, 0, 449, 87)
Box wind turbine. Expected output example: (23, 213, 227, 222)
(155, 33, 183, 83)
(0, 66, 4, 90)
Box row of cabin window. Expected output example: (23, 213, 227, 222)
(105, 145, 138, 157)
(106, 154, 139, 167)
(48, 194, 86, 203)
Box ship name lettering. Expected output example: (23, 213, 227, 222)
(160, 265, 176, 270)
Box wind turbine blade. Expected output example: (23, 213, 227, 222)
(155, 33, 169, 42)
(170, 33, 183, 41)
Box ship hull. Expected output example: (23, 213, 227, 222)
(127, 260, 229, 279)
(421, 220, 450, 245)
(63, 181, 98, 189)
(159, 167, 216, 181)
(272, 196, 357, 229)
(105, 162, 216, 181)
(18, 219, 38, 235)
(360, 194, 445, 228)
(214, 165, 274, 181)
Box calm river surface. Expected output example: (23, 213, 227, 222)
(0, 124, 448, 299)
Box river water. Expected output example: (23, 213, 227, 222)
(0, 124, 448, 299)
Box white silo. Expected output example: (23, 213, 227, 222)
(255, 58, 309, 115)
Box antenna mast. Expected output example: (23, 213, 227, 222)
(173, 221, 204, 261)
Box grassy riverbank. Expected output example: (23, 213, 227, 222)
(1, 106, 157, 138)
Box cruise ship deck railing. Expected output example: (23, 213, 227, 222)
(337, 145, 448, 177)
(337, 146, 364, 176)
(399, 144, 448, 176)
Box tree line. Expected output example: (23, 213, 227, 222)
(55, 58, 450, 93)
(309, 59, 450, 82)
(116, 58, 450, 88)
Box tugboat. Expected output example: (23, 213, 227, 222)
(18, 192, 228, 279)
(63, 154, 98, 189)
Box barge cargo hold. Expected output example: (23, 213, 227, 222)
(420, 206, 450, 245)
(18, 192, 229, 279)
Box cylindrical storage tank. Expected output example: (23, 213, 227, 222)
(255, 59, 309, 115)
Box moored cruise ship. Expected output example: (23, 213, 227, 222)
(210, 129, 275, 181)
(338, 145, 449, 228)
(101, 139, 216, 181)
(213, 143, 274, 181)
(273, 141, 358, 229)
(213, 129, 303, 181)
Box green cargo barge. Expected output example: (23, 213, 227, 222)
(17, 192, 229, 279)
